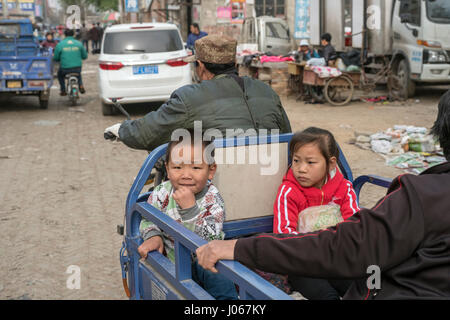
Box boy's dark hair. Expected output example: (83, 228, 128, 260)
(192, 23, 200, 31)
(289, 127, 339, 172)
(321, 33, 332, 43)
(166, 130, 215, 165)
(431, 90, 450, 160)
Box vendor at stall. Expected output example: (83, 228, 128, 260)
(298, 39, 320, 61)
(320, 33, 337, 67)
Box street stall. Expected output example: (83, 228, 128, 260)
(294, 44, 404, 106)
(302, 66, 360, 106)
(287, 61, 306, 101)
(237, 53, 295, 97)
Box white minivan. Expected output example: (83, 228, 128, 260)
(99, 23, 192, 115)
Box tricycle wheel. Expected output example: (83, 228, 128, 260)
(39, 99, 49, 109)
(39, 90, 49, 109)
(324, 75, 354, 106)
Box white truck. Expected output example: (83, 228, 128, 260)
(312, 0, 450, 98)
(238, 16, 294, 56)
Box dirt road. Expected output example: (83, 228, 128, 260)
(0, 54, 446, 299)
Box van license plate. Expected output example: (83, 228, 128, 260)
(7, 80, 22, 88)
(133, 65, 158, 75)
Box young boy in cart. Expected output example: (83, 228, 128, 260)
(137, 131, 238, 300)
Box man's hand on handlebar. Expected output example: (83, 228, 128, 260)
(104, 123, 122, 141)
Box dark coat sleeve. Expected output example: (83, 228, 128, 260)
(234, 175, 425, 279)
(118, 92, 189, 150)
(322, 45, 337, 63)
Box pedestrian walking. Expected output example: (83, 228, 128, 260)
(80, 23, 90, 54)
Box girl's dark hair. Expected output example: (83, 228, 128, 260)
(165, 130, 215, 165)
(289, 127, 339, 171)
(431, 90, 450, 160)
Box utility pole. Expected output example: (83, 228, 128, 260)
(2, 0, 9, 19)
(42, 0, 47, 24)
(118, 0, 123, 23)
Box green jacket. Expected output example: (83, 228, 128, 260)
(118, 74, 292, 150)
(53, 36, 87, 69)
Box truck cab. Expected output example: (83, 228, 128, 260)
(238, 16, 293, 56)
(391, 0, 450, 97)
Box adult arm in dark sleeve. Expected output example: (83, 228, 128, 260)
(234, 176, 425, 279)
(118, 92, 189, 150)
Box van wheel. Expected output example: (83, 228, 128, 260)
(396, 59, 416, 99)
(102, 102, 114, 116)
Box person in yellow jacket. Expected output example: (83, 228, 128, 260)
(53, 29, 87, 95)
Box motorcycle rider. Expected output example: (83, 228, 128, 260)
(53, 29, 87, 96)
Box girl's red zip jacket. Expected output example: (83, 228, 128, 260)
(273, 167, 360, 234)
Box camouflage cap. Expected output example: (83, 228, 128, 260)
(184, 34, 237, 64)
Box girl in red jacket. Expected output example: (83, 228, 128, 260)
(273, 127, 359, 299)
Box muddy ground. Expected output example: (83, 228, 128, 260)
(0, 54, 447, 299)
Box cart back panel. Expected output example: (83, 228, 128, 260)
(213, 143, 289, 222)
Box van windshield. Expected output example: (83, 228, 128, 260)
(103, 29, 183, 54)
(426, 0, 450, 24)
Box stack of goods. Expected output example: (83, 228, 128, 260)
(353, 125, 446, 174)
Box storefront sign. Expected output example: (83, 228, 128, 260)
(294, 0, 310, 39)
(125, 0, 139, 13)
(19, 0, 35, 11)
(0, 0, 17, 10)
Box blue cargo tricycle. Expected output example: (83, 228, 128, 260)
(0, 19, 54, 109)
(118, 133, 392, 299)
